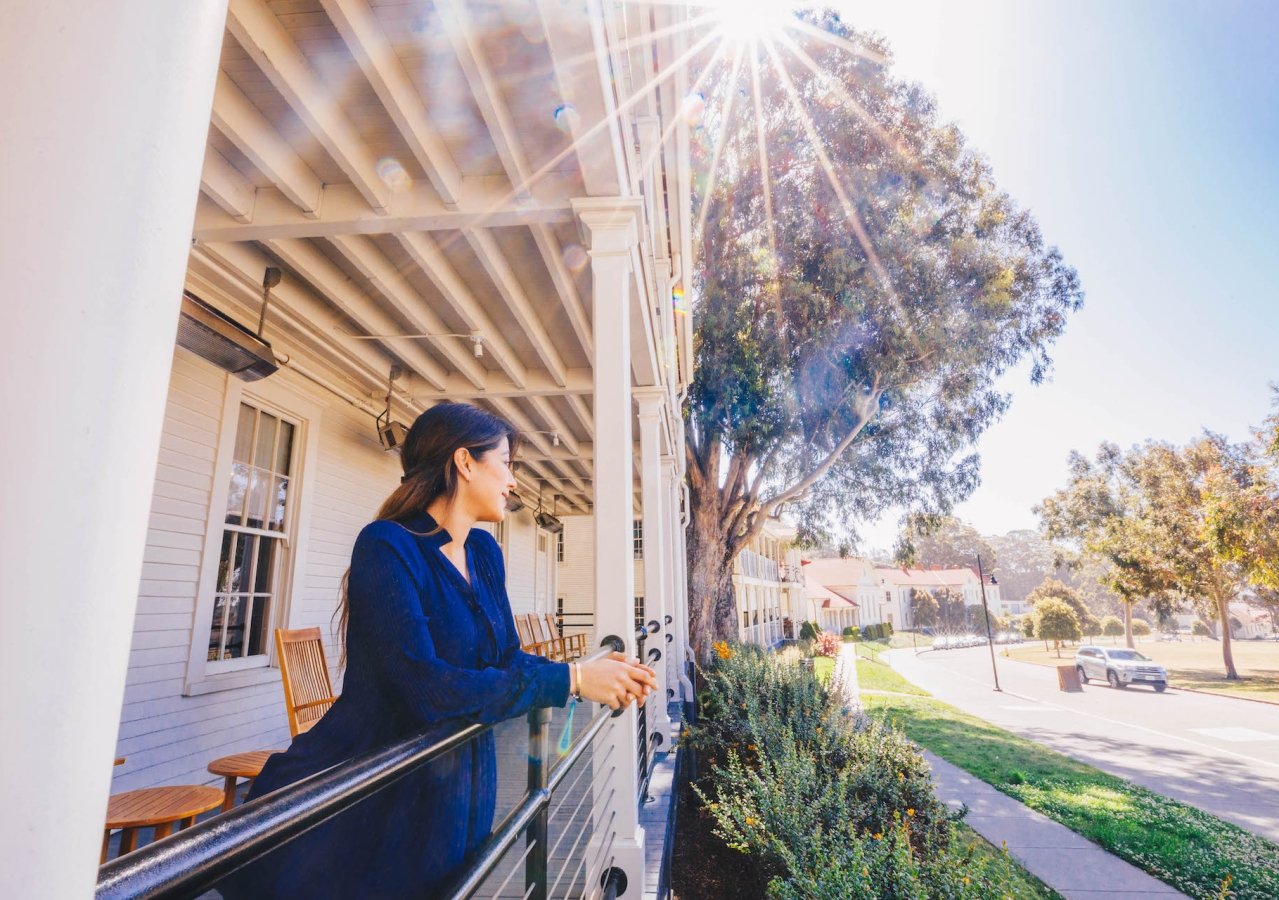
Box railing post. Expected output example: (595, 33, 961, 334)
(526, 707, 551, 900)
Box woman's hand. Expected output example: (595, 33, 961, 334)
(577, 652, 658, 710)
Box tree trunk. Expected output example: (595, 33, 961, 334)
(1216, 591, 1240, 680)
(1123, 601, 1134, 649)
(685, 486, 741, 663)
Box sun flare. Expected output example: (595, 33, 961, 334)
(705, 0, 798, 44)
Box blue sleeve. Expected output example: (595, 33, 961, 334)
(349, 523, 570, 727)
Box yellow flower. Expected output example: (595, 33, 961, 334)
(713, 640, 734, 660)
(862, 867, 869, 878)
(963, 876, 971, 885)
(897, 772, 904, 781)
(747, 744, 757, 751)
(745, 816, 758, 826)
(872, 832, 882, 840)
(906, 808, 915, 817)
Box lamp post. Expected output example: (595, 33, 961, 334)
(977, 555, 1002, 692)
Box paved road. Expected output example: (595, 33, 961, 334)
(885, 646, 1279, 843)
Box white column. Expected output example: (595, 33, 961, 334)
(635, 390, 675, 743)
(661, 456, 691, 700)
(0, 2, 229, 894)
(573, 197, 646, 893)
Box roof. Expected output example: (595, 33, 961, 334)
(874, 567, 978, 587)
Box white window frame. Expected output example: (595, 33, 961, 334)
(632, 518, 643, 560)
(184, 375, 321, 696)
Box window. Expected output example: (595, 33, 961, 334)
(207, 402, 297, 665)
(634, 596, 645, 631)
(632, 519, 643, 559)
(556, 597, 565, 635)
(494, 518, 506, 550)
(556, 529, 564, 563)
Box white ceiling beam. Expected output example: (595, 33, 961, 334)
(525, 395, 583, 461)
(192, 173, 578, 242)
(327, 234, 488, 388)
(211, 71, 322, 216)
(319, 0, 463, 207)
(200, 146, 256, 223)
(226, 0, 390, 213)
(394, 231, 527, 389)
(490, 398, 589, 494)
(258, 238, 452, 390)
(534, 0, 624, 196)
(565, 394, 594, 439)
(435, 0, 596, 364)
(404, 369, 593, 401)
(463, 228, 570, 387)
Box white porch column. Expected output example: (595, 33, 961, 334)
(635, 390, 674, 743)
(573, 197, 646, 893)
(662, 456, 691, 700)
(0, 2, 229, 894)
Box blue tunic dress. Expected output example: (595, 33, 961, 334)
(220, 514, 570, 899)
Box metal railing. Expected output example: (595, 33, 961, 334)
(633, 617, 665, 807)
(97, 640, 630, 900)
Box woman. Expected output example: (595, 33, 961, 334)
(223, 403, 656, 898)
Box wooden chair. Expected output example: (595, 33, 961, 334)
(207, 749, 279, 812)
(545, 612, 586, 660)
(529, 614, 566, 661)
(514, 613, 539, 653)
(274, 627, 338, 738)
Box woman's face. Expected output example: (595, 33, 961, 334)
(462, 437, 516, 523)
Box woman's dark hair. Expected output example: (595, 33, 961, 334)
(335, 403, 520, 664)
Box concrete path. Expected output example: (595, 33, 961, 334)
(842, 648, 1188, 899)
(925, 751, 1188, 899)
(885, 646, 1279, 842)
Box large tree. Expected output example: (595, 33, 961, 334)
(1025, 577, 1099, 637)
(684, 10, 1083, 659)
(895, 515, 997, 571)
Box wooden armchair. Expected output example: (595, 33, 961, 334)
(274, 627, 338, 737)
(529, 613, 567, 661)
(545, 613, 586, 660)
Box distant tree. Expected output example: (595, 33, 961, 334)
(910, 588, 939, 628)
(684, 10, 1084, 658)
(933, 586, 968, 631)
(1192, 619, 1212, 637)
(897, 516, 997, 571)
(967, 604, 999, 635)
(1101, 615, 1124, 639)
(1025, 577, 1097, 634)
(1021, 616, 1035, 639)
(1080, 612, 1103, 639)
(1131, 618, 1152, 637)
(1034, 598, 1081, 657)
(985, 529, 1057, 605)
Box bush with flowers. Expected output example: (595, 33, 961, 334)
(686, 644, 1030, 898)
(813, 631, 842, 658)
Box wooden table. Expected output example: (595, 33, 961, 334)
(207, 750, 278, 812)
(103, 785, 224, 862)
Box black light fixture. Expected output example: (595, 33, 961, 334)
(534, 492, 563, 533)
(376, 365, 409, 451)
(505, 491, 526, 513)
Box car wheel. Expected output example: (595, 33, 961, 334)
(1076, 665, 1089, 684)
(1154, 683, 1167, 693)
(1107, 670, 1124, 689)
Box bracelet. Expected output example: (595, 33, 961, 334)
(571, 661, 582, 701)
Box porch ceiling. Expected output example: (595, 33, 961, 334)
(190, 0, 695, 515)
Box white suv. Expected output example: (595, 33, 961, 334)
(1075, 645, 1168, 692)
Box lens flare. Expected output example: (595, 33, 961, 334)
(553, 103, 580, 134)
(375, 157, 411, 193)
(562, 243, 588, 272)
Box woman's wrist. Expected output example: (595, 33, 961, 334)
(570, 661, 582, 700)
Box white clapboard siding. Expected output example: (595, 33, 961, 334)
(557, 515, 646, 645)
(112, 349, 399, 791)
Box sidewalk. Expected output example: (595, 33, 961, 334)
(834, 646, 1188, 899)
(925, 751, 1188, 899)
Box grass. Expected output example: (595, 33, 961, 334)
(813, 655, 835, 684)
(855, 656, 929, 695)
(862, 681, 1279, 899)
(952, 822, 1064, 900)
(1004, 638, 1279, 703)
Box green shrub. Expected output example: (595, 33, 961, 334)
(842, 625, 857, 637)
(799, 620, 822, 641)
(1132, 618, 1152, 637)
(688, 647, 1020, 898)
(1192, 619, 1212, 637)
(1100, 615, 1123, 637)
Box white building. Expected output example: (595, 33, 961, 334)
(3, 2, 699, 895)
(875, 565, 1009, 625)
(730, 521, 806, 647)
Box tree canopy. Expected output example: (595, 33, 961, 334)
(684, 9, 1083, 655)
(1033, 598, 1080, 656)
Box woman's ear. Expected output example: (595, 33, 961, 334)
(454, 447, 473, 481)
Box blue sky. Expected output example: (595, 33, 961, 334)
(821, 0, 1279, 551)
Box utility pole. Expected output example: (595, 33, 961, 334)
(977, 555, 1002, 692)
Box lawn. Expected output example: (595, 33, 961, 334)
(856, 657, 929, 695)
(1003, 638, 1279, 703)
(862, 672, 1279, 899)
(951, 823, 1064, 900)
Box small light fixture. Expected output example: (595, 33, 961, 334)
(471, 335, 484, 358)
(553, 432, 560, 447)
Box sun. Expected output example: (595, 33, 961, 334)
(704, 0, 799, 44)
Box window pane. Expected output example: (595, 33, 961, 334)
(246, 467, 269, 529)
(247, 596, 268, 657)
(207, 597, 227, 660)
(269, 476, 289, 531)
(254, 412, 278, 469)
(275, 420, 294, 475)
(223, 596, 246, 659)
(225, 461, 249, 525)
(216, 532, 235, 593)
(230, 533, 253, 594)
(233, 404, 255, 464)
(254, 536, 276, 594)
